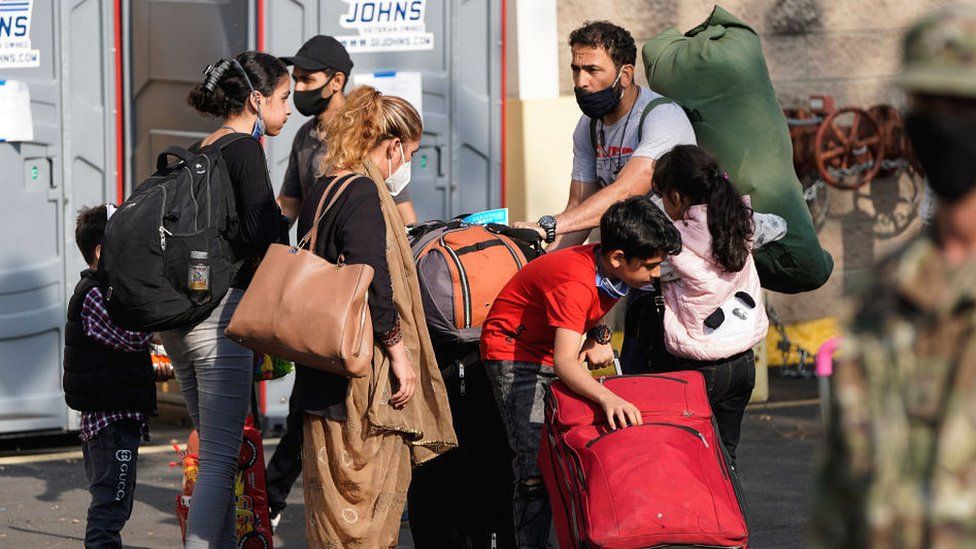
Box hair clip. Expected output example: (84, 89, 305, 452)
(722, 172, 730, 181)
(202, 59, 230, 92)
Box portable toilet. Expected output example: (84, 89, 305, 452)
(0, 0, 504, 435)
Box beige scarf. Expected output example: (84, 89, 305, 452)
(357, 158, 457, 461)
(303, 160, 456, 547)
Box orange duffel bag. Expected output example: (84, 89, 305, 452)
(409, 220, 543, 352)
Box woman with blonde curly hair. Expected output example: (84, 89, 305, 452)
(292, 86, 456, 547)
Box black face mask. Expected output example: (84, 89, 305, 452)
(906, 110, 976, 201)
(293, 75, 336, 117)
(574, 71, 623, 120)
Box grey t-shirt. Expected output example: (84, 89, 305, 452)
(571, 87, 697, 188)
(280, 118, 411, 204)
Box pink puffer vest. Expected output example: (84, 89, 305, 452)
(662, 198, 768, 361)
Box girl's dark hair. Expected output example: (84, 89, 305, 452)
(187, 51, 288, 118)
(653, 145, 754, 273)
(601, 196, 682, 261)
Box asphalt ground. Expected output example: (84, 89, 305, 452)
(0, 374, 822, 548)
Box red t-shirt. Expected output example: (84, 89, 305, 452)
(480, 244, 618, 366)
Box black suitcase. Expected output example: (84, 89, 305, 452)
(408, 349, 516, 548)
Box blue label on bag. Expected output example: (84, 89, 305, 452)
(462, 208, 508, 225)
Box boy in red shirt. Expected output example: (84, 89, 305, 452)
(481, 196, 682, 547)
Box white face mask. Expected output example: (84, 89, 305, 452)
(385, 142, 411, 196)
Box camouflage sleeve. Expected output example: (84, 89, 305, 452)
(811, 338, 871, 548)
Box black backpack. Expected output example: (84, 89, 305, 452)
(100, 133, 249, 331)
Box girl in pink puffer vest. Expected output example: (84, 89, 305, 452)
(652, 144, 769, 461)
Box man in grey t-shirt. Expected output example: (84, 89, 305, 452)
(276, 36, 417, 226)
(514, 21, 695, 249)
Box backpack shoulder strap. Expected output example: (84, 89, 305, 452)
(210, 132, 253, 152)
(589, 117, 599, 154)
(202, 132, 253, 228)
(636, 97, 676, 143)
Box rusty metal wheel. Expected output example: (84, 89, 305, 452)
(814, 107, 885, 190)
(869, 104, 921, 179)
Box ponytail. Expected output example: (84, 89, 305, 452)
(705, 169, 753, 272)
(321, 86, 423, 174)
(653, 145, 753, 272)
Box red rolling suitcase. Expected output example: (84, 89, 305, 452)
(539, 371, 749, 548)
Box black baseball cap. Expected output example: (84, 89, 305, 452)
(280, 35, 354, 75)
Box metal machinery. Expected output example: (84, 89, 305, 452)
(784, 95, 923, 231)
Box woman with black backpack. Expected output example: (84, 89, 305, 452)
(157, 51, 290, 548)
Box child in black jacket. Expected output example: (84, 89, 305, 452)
(63, 204, 156, 548)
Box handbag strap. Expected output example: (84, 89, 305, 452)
(297, 173, 360, 252)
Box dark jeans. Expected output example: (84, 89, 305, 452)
(485, 360, 555, 549)
(83, 418, 141, 549)
(264, 387, 304, 516)
(677, 352, 756, 463)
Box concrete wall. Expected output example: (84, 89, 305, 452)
(508, 0, 949, 324)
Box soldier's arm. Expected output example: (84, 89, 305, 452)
(811, 345, 871, 548)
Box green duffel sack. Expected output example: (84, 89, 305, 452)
(643, 5, 833, 294)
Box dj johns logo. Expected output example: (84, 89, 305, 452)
(336, 0, 434, 54)
(340, 0, 425, 28)
(0, 0, 40, 68)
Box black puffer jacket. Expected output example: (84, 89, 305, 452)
(62, 270, 156, 413)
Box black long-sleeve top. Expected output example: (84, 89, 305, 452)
(293, 174, 397, 411)
(192, 136, 287, 289)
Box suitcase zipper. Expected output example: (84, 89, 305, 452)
(584, 422, 709, 449)
(438, 236, 472, 328)
(547, 395, 587, 545)
(713, 416, 752, 537)
(595, 373, 689, 384)
(551, 426, 587, 546)
(458, 360, 465, 396)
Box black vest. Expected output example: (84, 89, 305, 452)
(63, 270, 156, 413)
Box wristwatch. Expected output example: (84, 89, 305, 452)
(586, 324, 613, 345)
(537, 215, 557, 244)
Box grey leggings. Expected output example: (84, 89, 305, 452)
(160, 289, 253, 548)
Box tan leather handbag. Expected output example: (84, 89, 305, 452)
(225, 174, 374, 377)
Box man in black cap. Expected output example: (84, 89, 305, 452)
(276, 35, 418, 225)
(265, 35, 420, 531)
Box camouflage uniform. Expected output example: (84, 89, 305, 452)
(813, 8, 976, 548)
(813, 232, 976, 548)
